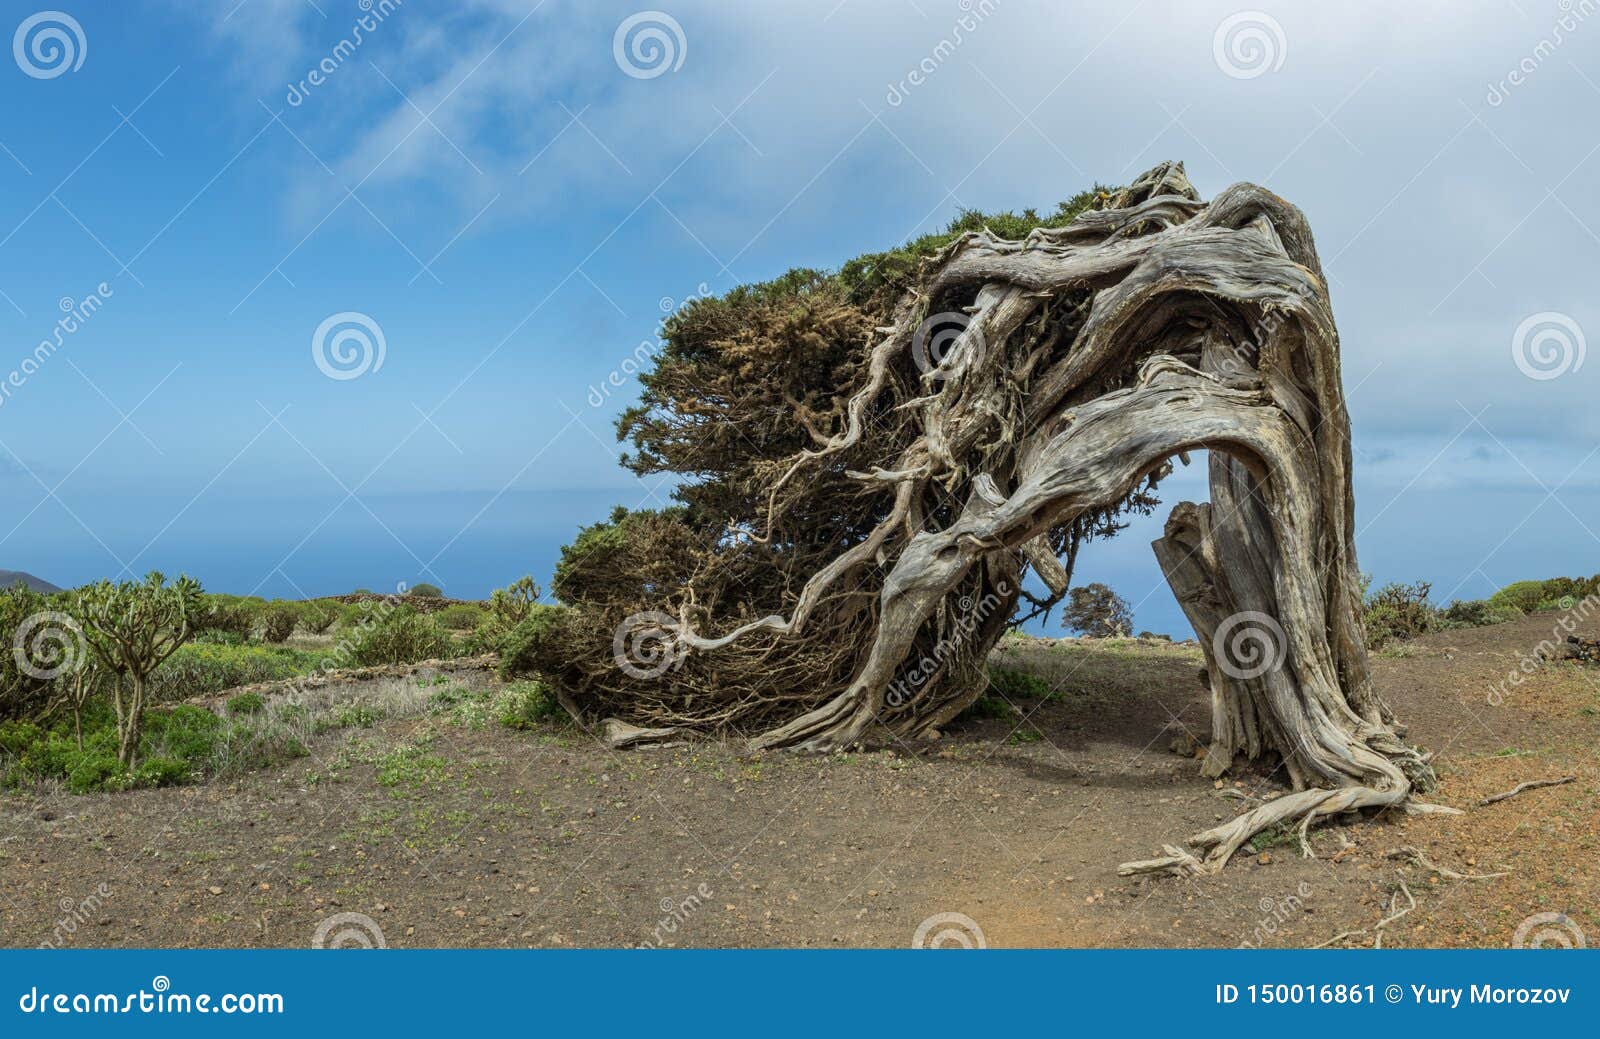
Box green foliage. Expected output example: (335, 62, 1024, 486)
(495, 680, 560, 729)
(435, 603, 487, 631)
(226, 691, 266, 715)
(76, 572, 204, 767)
(483, 576, 540, 635)
(1440, 599, 1523, 629)
(258, 601, 301, 643)
(408, 583, 444, 599)
(833, 189, 1108, 310)
(298, 601, 340, 635)
(0, 702, 213, 793)
(987, 666, 1053, 700)
(1490, 580, 1547, 614)
(147, 643, 318, 701)
(1063, 583, 1133, 638)
(496, 604, 571, 678)
(956, 694, 1019, 722)
(191, 594, 262, 642)
(0, 585, 55, 720)
(350, 608, 450, 666)
(1362, 580, 1441, 648)
(335, 602, 373, 630)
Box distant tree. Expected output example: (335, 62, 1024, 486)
(1063, 583, 1132, 638)
(408, 583, 444, 599)
(78, 572, 203, 767)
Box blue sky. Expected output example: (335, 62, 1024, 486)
(0, 0, 1596, 635)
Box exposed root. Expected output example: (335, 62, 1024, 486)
(544, 161, 1437, 874)
(1479, 775, 1575, 805)
(1386, 845, 1509, 881)
(1120, 780, 1409, 877)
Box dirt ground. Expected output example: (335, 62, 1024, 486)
(2, 612, 1596, 949)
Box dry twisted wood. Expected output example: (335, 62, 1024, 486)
(616, 162, 1441, 872)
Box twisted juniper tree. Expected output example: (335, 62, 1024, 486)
(536, 162, 1447, 872)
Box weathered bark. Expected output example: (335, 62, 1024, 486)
(600, 162, 1441, 870)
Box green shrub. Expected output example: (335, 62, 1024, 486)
(0, 585, 54, 721)
(351, 608, 450, 666)
(298, 601, 340, 635)
(956, 694, 1018, 722)
(436, 604, 487, 631)
(258, 601, 301, 643)
(987, 666, 1053, 700)
(335, 602, 373, 630)
(226, 691, 267, 715)
(484, 576, 540, 636)
(1440, 599, 1523, 629)
(1363, 581, 1440, 648)
(408, 583, 444, 599)
(147, 643, 318, 701)
(495, 680, 560, 729)
(192, 594, 262, 642)
(1489, 580, 1547, 614)
(0, 703, 219, 793)
(496, 604, 570, 677)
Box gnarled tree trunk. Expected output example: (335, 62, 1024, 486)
(594, 162, 1447, 872)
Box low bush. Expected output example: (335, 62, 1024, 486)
(146, 643, 319, 701)
(258, 601, 301, 643)
(350, 608, 450, 666)
(408, 583, 444, 599)
(298, 601, 341, 635)
(192, 594, 262, 642)
(987, 666, 1053, 700)
(436, 603, 487, 631)
(226, 691, 267, 715)
(496, 604, 570, 677)
(1490, 580, 1547, 614)
(1439, 598, 1523, 629)
(0, 703, 216, 793)
(495, 680, 561, 729)
(1363, 581, 1440, 648)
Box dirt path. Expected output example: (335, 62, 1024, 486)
(3, 615, 1595, 948)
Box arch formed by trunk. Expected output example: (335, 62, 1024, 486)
(558, 162, 1452, 873)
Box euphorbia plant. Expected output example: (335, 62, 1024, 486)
(77, 571, 203, 767)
